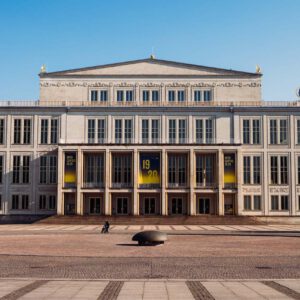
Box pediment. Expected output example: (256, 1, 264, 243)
(42, 58, 259, 77)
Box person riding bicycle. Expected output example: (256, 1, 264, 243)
(101, 221, 110, 233)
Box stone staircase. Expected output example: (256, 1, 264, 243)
(36, 215, 264, 225)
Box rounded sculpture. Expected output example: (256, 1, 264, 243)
(132, 230, 168, 246)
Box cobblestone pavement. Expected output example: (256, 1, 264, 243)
(0, 279, 299, 299)
(0, 224, 300, 234)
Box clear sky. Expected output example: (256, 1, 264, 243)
(0, 0, 299, 101)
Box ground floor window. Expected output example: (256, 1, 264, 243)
(0, 195, 2, 210)
(243, 195, 261, 211)
(39, 195, 57, 211)
(89, 197, 101, 214)
(197, 197, 211, 214)
(116, 197, 129, 215)
(271, 195, 289, 211)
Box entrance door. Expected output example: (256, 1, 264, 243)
(144, 197, 156, 215)
(171, 198, 183, 214)
(224, 194, 234, 215)
(117, 197, 128, 215)
(89, 197, 101, 215)
(64, 193, 76, 215)
(198, 198, 210, 214)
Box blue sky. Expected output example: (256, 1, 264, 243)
(0, 0, 299, 101)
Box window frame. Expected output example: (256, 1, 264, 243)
(269, 117, 289, 145)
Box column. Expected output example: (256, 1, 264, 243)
(189, 148, 195, 215)
(76, 148, 83, 215)
(161, 148, 167, 215)
(133, 149, 139, 215)
(57, 147, 64, 215)
(236, 149, 243, 215)
(104, 149, 111, 215)
(290, 114, 296, 215)
(262, 115, 269, 215)
(218, 149, 224, 215)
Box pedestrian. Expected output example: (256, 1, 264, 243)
(101, 221, 110, 234)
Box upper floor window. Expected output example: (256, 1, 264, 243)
(13, 118, 32, 145)
(87, 119, 106, 143)
(269, 118, 288, 145)
(297, 119, 300, 145)
(242, 119, 261, 145)
(142, 90, 160, 102)
(39, 155, 57, 184)
(114, 119, 133, 144)
(194, 90, 213, 102)
(112, 153, 132, 188)
(116, 90, 134, 102)
(195, 118, 214, 144)
(196, 154, 215, 187)
(168, 154, 187, 187)
(0, 155, 3, 184)
(90, 90, 108, 102)
(84, 153, 104, 188)
(270, 155, 288, 185)
(243, 156, 261, 185)
(0, 119, 5, 144)
(168, 119, 187, 143)
(12, 155, 30, 184)
(40, 118, 59, 144)
(168, 90, 186, 102)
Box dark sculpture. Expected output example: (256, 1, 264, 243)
(132, 231, 168, 246)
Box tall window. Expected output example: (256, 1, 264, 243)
(152, 120, 160, 143)
(11, 195, 29, 210)
(243, 119, 261, 144)
(243, 120, 250, 144)
(0, 119, 5, 144)
(152, 90, 159, 102)
(196, 118, 214, 144)
(84, 154, 104, 188)
(270, 119, 288, 145)
(112, 154, 132, 188)
(13, 119, 21, 144)
(124, 119, 133, 143)
(88, 119, 106, 144)
(12, 155, 30, 184)
(298, 156, 300, 185)
(203, 90, 212, 102)
(50, 119, 58, 144)
(297, 120, 300, 144)
(244, 196, 251, 210)
(243, 157, 251, 184)
(117, 90, 124, 102)
(178, 120, 186, 143)
(114, 119, 133, 144)
(168, 154, 187, 187)
(100, 90, 108, 102)
(41, 119, 48, 144)
(115, 119, 122, 143)
(88, 120, 95, 143)
(141, 119, 160, 144)
(253, 119, 261, 144)
(244, 195, 261, 211)
(39, 195, 47, 210)
(168, 90, 175, 102)
(117, 90, 134, 102)
(196, 154, 215, 187)
(194, 90, 213, 102)
(271, 195, 289, 211)
(177, 90, 185, 102)
(253, 156, 261, 184)
(23, 119, 31, 144)
(142, 120, 149, 143)
(91, 90, 98, 101)
(49, 195, 56, 210)
(0, 156, 3, 184)
(194, 90, 202, 102)
(142, 91, 150, 102)
(40, 118, 58, 144)
(243, 156, 261, 185)
(270, 155, 288, 185)
(126, 90, 133, 102)
(39, 155, 57, 184)
(168, 119, 176, 143)
(13, 119, 32, 145)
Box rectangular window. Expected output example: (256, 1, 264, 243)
(203, 90, 212, 102)
(254, 196, 261, 210)
(21, 195, 29, 210)
(168, 90, 175, 102)
(143, 90, 150, 102)
(0, 156, 3, 184)
(22, 156, 30, 183)
(178, 120, 186, 143)
(88, 119, 95, 143)
(169, 119, 176, 143)
(12, 195, 19, 209)
(100, 90, 107, 102)
(117, 90, 123, 102)
(0, 195, 2, 210)
(168, 154, 187, 187)
(244, 195, 251, 210)
(112, 154, 132, 187)
(281, 195, 289, 210)
(151, 120, 159, 143)
(271, 195, 279, 210)
(39, 156, 47, 184)
(49, 156, 57, 184)
(298, 156, 300, 185)
(13, 156, 21, 183)
(124, 119, 133, 143)
(270, 120, 277, 144)
(84, 154, 104, 188)
(23, 119, 31, 144)
(280, 119, 288, 144)
(97, 119, 105, 143)
(13, 155, 30, 184)
(270, 156, 278, 184)
(196, 154, 215, 187)
(280, 156, 288, 184)
(206, 119, 213, 144)
(50, 119, 58, 144)
(297, 120, 300, 144)
(49, 195, 56, 210)
(252, 119, 261, 144)
(194, 90, 201, 102)
(0, 119, 4, 144)
(243, 156, 251, 184)
(14, 119, 21, 144)
(177, 90, 185, 102)
(152, 90, 159, 102)
(253, 156, 261, 184)
(41, 119, 48, 144)
(91, 90, 98, 102)
(196, 120, 203, 143)
(243, 120, 250, 144)
(39, 195, 47, 210)
(115, 119, 122, 143)
(142, 120, 149, 144)
(126, 90, 133, 102)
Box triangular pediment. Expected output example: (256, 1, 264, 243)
(41, 58, 259, 77)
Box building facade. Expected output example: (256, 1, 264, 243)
(0, 57, 300, 217)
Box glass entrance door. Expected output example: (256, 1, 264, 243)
(89, 197, 101, 214)
(117, 197, 128, 215)
(144, 197, 156, 215)
(198, 198, 210, 214)
(171, 198, 183, 214)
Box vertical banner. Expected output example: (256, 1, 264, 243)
(139, 153, 160, 187)
(64, 152, 77, 187)
(224, 153, 236, 186)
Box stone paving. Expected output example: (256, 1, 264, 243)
(0, 279, 299, 299)
(0, 224, 299, 233)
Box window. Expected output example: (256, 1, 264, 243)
(100, 90, 108, 102)
(91, 90, 108, 102)
(142, 90, 159, 102)
(152, 90, 159, 102)
(41, 119, 48, 144)
(112, 154, 132, 188)
(195, 118, 214, 144)
(117, 90, 124, 102)
(243, 157, 251, 184)
(0, 195, 2, 210)
(177, 90, 185, 102)
(39, 195, 47, 210)
(168, 154, 187, 187)
(271, 195, 289, 211)
(168, 91, 175, 102)
(297, 120, 300, 144)
(114, 119, 133, 144)
(12, 195, 19, 210)
(50, 119, 58, 144)
(49, 195, 56, 210)
(298, 196, 300, 211)
(242, 119, 261, 145)
(84, 154, 104, 188)
(178, 120, 186, 143)
(243, 120, 250, 144)
(11, 194, 29, 210)
(115, 119, 122, 143)
(23, 119, 31, 144)
(0, 155, 3, 184)
(168, 119, 176, 143)
(254, 196, 261, 210)
(13, 118, 32, 145)
(97, 119, 105, 143)
(22, 195, 29, 210)
(253, 120, 261, 144)
(12, 155, 30, 184)
(13, 119, 21, 144)
(203, 90, 212, 102)
(196, 154, 215, 187)
(88, 120, 95, 143)
(168, 119, 188, 144)
(40, 118, 58, 144)
(91, 90, 98, 102)
(253, 156, 261, 184)
(270, 155, 289, 185)
(142, 91, 150, 102)
(152, 119, 160, 143)
(298, 156, 300, 185)
(0, 119, 5, 144)
(87, 119, 106, 144)
(126, 90, 133, 102)
(124, 120, 133, 143)
(270, 156, 278, 184)
(244, 196, 251, 210)
(142, 120, 149, 143)
(194, 90, 202, 102)
(269, 119, 288, 145)
(39, 155, 57, 184)
(280, 156, 288, 184)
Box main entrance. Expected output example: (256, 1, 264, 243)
(144, 197, 156, 215)
(224, 194, 235, 215)
(89, 197, 101, 214)
(64, 193, 76, 215)
(116, 197, 128, 215)
(171, 197, 183, 214)
(197, 198, 210, 214)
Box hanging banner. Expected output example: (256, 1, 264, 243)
(224, 153, 236, 185)
(64, 152, 77, 187)
(139, 153, 160, 186)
